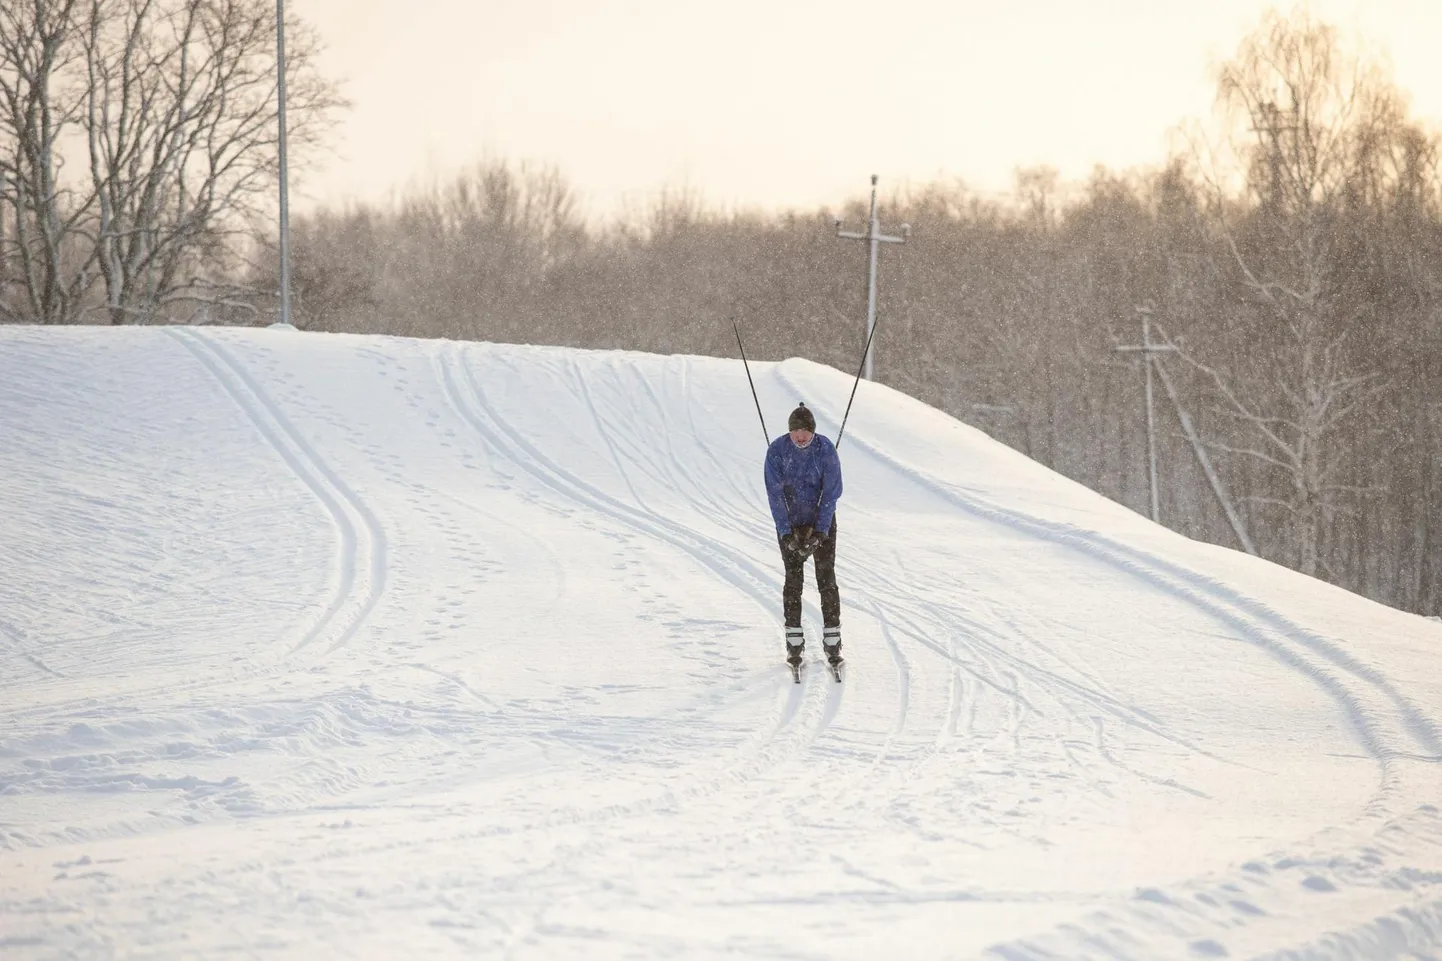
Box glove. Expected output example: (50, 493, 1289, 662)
(782, 525, 814, 555)
(799, 528, 825, 557)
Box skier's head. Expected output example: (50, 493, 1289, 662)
(788, 403, 815, 447)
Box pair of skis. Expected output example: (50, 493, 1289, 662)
(790, 656, 843, 684)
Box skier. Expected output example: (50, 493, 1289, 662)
(764, 403, 843, 674)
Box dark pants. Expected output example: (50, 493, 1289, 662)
(779, 516, 840, 630)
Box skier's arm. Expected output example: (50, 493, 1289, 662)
(764, 445, 792, 535)
(815, 444, 843, 534)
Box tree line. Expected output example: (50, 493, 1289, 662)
(3, 6, 1439, 615)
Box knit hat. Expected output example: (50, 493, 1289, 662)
(788, 403, 816, 433)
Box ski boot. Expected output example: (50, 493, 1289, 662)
(822, 628, 843, 682)
(785, 627, 806, 683)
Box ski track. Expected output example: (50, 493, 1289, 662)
(868, 603, 913, 763)
(593, 356, 1221, 822)
(0, 333, 397, 846)
(443, 343, 781, 630)
(168, 328, 388, 655)
(596, 359, 1138, 850)
(432, 341, 845, 814)
(675, 356, 758, 513)
(774, 366, 1442, 795)
(5, 333, 1441, 960)
(851, 562, 1239, 778)
(0, 617, 64, 679)
(774, 363, 1442, 957)
(0, 332, 344, 721)
(984, 803, 1442, 961)
(843, 566, 1190, 789)
(607, 355, 918, 784)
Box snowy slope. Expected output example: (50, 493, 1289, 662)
(1, 325, 1440, 960)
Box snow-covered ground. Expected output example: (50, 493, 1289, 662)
(2, 325, 1441, 960)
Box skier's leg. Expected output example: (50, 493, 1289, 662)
(815, 517, 840, 629)
(779, 533, 806, 629)
(779, 534, 807, 667)
(814, 518, 842, 664)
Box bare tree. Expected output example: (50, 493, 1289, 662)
(1187, 8, 1426, 576)
(0, 0, 342, 325)
(0, 0, 96, 324)
(271, 159, 587, 338)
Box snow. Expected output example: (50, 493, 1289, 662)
(1, 324, 1440, 960)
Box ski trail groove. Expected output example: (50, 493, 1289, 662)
(0, 618, 64, 679)
(858, 572, 1241, 768)
(567, 356, 648, 510)
(445, 344, 781, 628)
(635, 358, 751, 525)
(426, 485, 570, 618)
(569, 355, 845, 710)
(432, 343, 842, 810)
(874, 603, 913, 747)
(774, 366, 1430, 808)
(676, 357, 756, 513)
(168, 328, 387, 655)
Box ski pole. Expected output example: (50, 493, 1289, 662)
(802, 303, 884, 539)
(834, 306, 881, 451)
(735, 318, 803, 539)
(733, 318, 771, 447)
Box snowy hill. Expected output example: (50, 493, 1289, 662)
(2, 325, 1440, 960)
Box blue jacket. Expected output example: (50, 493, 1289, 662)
(764, 434, 842, 536)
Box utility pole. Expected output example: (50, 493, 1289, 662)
(1115, 308, 1258, 555)
(1115, 306, 1176, 522)
(276, 0, 292, 327)
(1253, 100, 1301, 210)
(1151, 356, 1258, 556)
(836, 175, 908, 381)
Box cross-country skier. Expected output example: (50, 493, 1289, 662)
(764, 403, 843, 673)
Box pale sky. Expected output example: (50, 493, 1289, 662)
(292, 0, 1442, 220)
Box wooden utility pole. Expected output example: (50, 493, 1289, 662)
(836, 176, 908, 381)
(1152, 357, 1259, 556)
(1115, 306, 1176, 522)
(1116, 308, 1258, 555)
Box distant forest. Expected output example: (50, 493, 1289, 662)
(3, 6, 1439, 616)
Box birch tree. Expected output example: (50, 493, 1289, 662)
(1190, 8, 1430, 576)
